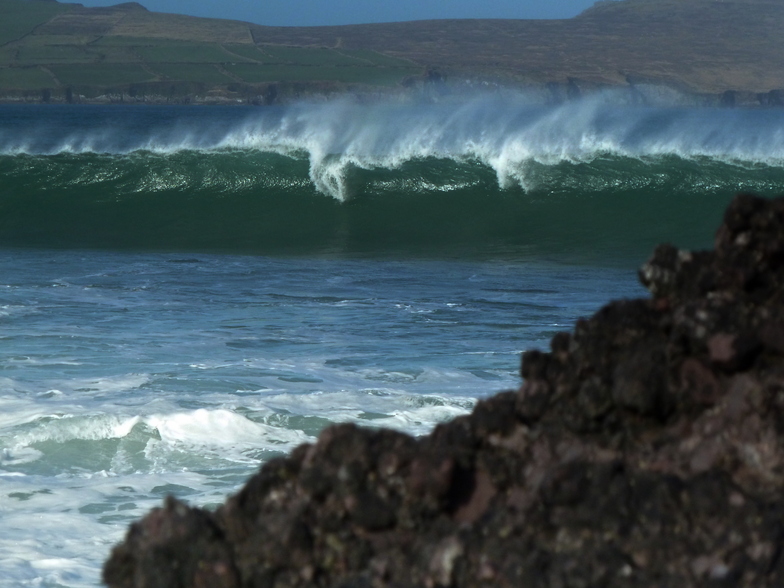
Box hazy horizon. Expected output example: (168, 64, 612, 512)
(59, 0, 599, 27)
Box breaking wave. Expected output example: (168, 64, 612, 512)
(2, 94, 784, 257)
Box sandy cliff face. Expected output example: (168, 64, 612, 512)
(104, 193, 784, 587)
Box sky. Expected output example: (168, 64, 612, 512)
(61, 0, 601, 27)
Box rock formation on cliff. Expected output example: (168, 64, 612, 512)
(104, 193, 784, 588)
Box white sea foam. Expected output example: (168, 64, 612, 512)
(3, 93, 784, 200)
(248, 387, 476, 436)
(0, 468, 223, 588)
(0, 408, 313, 469)
(68, 373, 152, 394)
(4, 414, 138, 447)
(144, 408, 312, 452)
(0, 244, 646, 586)
(2, 397, 471, 585)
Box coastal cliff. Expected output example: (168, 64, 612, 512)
(104, 193, 784, 587)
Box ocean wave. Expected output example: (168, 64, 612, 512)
(0, 394, 475, 472)
(2, 94, 784, 200)
(1, 148, 782, 257)
(2, 96, 784, 256)
(0, 408, 313, 473)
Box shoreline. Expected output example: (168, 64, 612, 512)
(1, 82, 783, 108)
(104, 194, 784, 587)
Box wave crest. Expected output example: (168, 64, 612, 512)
(2, 94, 784, 200)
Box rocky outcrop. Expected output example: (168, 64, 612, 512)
(104, 193, 784, 588)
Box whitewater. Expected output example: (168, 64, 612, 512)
(2, 92, 784, 201)
(2, 93, 784, 586)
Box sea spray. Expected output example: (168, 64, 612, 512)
(3, 96, 784, 257)
(3, 94, 784, 200)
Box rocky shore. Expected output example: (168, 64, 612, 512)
(3, 83, 784, 108)
(104, 193, 784, 588)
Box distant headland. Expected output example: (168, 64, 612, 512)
(0, 0, 782, 106)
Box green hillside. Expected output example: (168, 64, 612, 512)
(0, 0, 70, 45)
(0, 0, 782, 104)
(0, 0, 421, 103)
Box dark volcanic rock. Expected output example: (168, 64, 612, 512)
(105, 194, 784, 588)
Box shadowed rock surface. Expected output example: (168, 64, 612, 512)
(104, 193, 784, 587)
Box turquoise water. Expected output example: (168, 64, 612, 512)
(1, 94, 784, 586)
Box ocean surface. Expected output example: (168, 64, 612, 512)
(1, 93, 784, 586)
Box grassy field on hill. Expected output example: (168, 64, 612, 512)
(0, 0, 421, 101)
(0, 0, 782, 104)
(0, 0, 69, 45)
